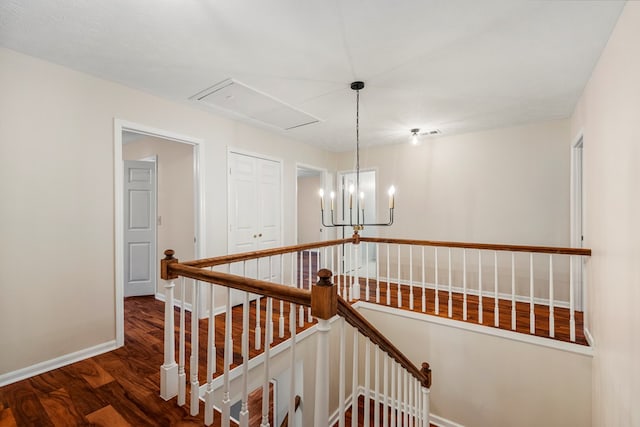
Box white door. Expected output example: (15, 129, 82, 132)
(229, 152, 282, 305)
(124, 160, 157, 297)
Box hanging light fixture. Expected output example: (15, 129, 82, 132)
(318, 81, 395, 234)
(410, 128, 420, 145)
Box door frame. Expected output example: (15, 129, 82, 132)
(114, 119, 205, 347)
(570, 132, 584, 312)
(295, 162, 329, 244)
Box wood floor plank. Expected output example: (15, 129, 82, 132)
(75, 359, 115, 389)
(0, 382, 54, 427)
(38, 387, 86, 427)
(85, 405, 131, 427)
(0, 405, 17, 427)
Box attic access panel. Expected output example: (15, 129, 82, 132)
(191, 79, 320, 130)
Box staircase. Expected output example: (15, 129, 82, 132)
(158, 236, 590, 426)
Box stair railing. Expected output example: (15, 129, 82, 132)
(160, 242, 431, 427)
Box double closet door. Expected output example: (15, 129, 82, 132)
(228, 151, 282, 305)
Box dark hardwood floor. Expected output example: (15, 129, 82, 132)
(333, 395, 435, 427)
(339, 276, 586, 345)
(0, 297, 310, 427)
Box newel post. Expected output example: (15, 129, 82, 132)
(160, 249, 179, 400)
(311, 268, 337, 427)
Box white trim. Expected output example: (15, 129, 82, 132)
(430, 413, 466, 427)
(584, 327, 595, 347)
(354, 301, 594, 356)
(0, 341, 117, 387)
(570, 132, 584, 312)
(114, 119, 205, 348)
(328, 390, 354, 426)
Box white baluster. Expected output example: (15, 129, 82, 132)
(204, 280, 216, 425)
(256, 293, 262, 349)
(511, 253, 516, 330)
(448, 248, 453, 318)
(478, 251, 483, 324)
(434, 248, 439, 315)
(314, 312, 331, 427)
(383, 354, 389, 427)
(364, 340, 370, 426)
(409, 245, 414, 310)
(239, 292, 250, 427)
(190, 281, 200, 415)
(288, 303, 297, 425)
(269, 258, 276, 342)
(494, 251, 499, 328)
(279, 256, 285, 338)
(404, 369, 409, 426)
(530, 253, 535, 334)
(569, 256, 576, 342)
(338, 318, 346, 427)
(261, 298, 273, 427)
(178, 277, 186, 406)
(160, 279, 178, 400)
(308, 252, 313, 322)
(398, 364, 404, 424)
(353, 244, 360, 301)
(376, 243, 381, 303)
(397, 244, 402, 308)
(390, 360, 396, 427)
(549, 255, 555, 338)
(222, 287, 232, 427)
(421, 246, 426, 313)
(409, 372, 413, 427)
(351, 330, 359, 427)
(366, 243, 370, 301)
(463, 249, 468, 321)
(348, 244, 353, 301)
(374, 345, 380, 426)
(386, 244, 391, 306)
(331, 246, 336, 296)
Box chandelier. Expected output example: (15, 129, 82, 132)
(319, 81, 395, 233)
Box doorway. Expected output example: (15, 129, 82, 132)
(296, 165, 328, 245)
(114, 120, 204, 347)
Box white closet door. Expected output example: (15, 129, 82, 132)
(228, 152, 282, 305)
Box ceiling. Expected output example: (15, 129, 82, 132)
(0, 1, 625, 152)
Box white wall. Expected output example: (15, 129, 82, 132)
(0, 47, 334, 376)
(359, 306, 592, 427)
(297, 174, 322, 244)
(570, 3, 640, 425)
(335, 119, 571, 246)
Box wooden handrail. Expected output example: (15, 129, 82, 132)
(360, 237, 591, 256)
(167, 263, 312, 307)
(337, 296, 431, 388)
(279, 395, 302, 427)
(182, 239, 353, 268)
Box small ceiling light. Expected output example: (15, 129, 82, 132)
(410, 128, 420, 145)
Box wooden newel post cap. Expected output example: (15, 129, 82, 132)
(421, 362, 432, 388)
(163, 249, 175, 260)
(161, 249, 179, 280)
(316, 269, 333, 287)
(311, 269, 337, 319)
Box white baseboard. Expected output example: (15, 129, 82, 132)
(0, 340, 117, 387)
(584, 327, 595, 347)
(430, 413, 466, 427)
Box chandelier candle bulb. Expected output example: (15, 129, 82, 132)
(330, 191, 335, 211)
(319, 189, 325, 210)
(388, 186, 395, 209)
(349, 184, 355, 209)
(360, 192, 365, 209)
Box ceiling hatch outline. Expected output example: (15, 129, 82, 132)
(190, 78, 321, 131)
